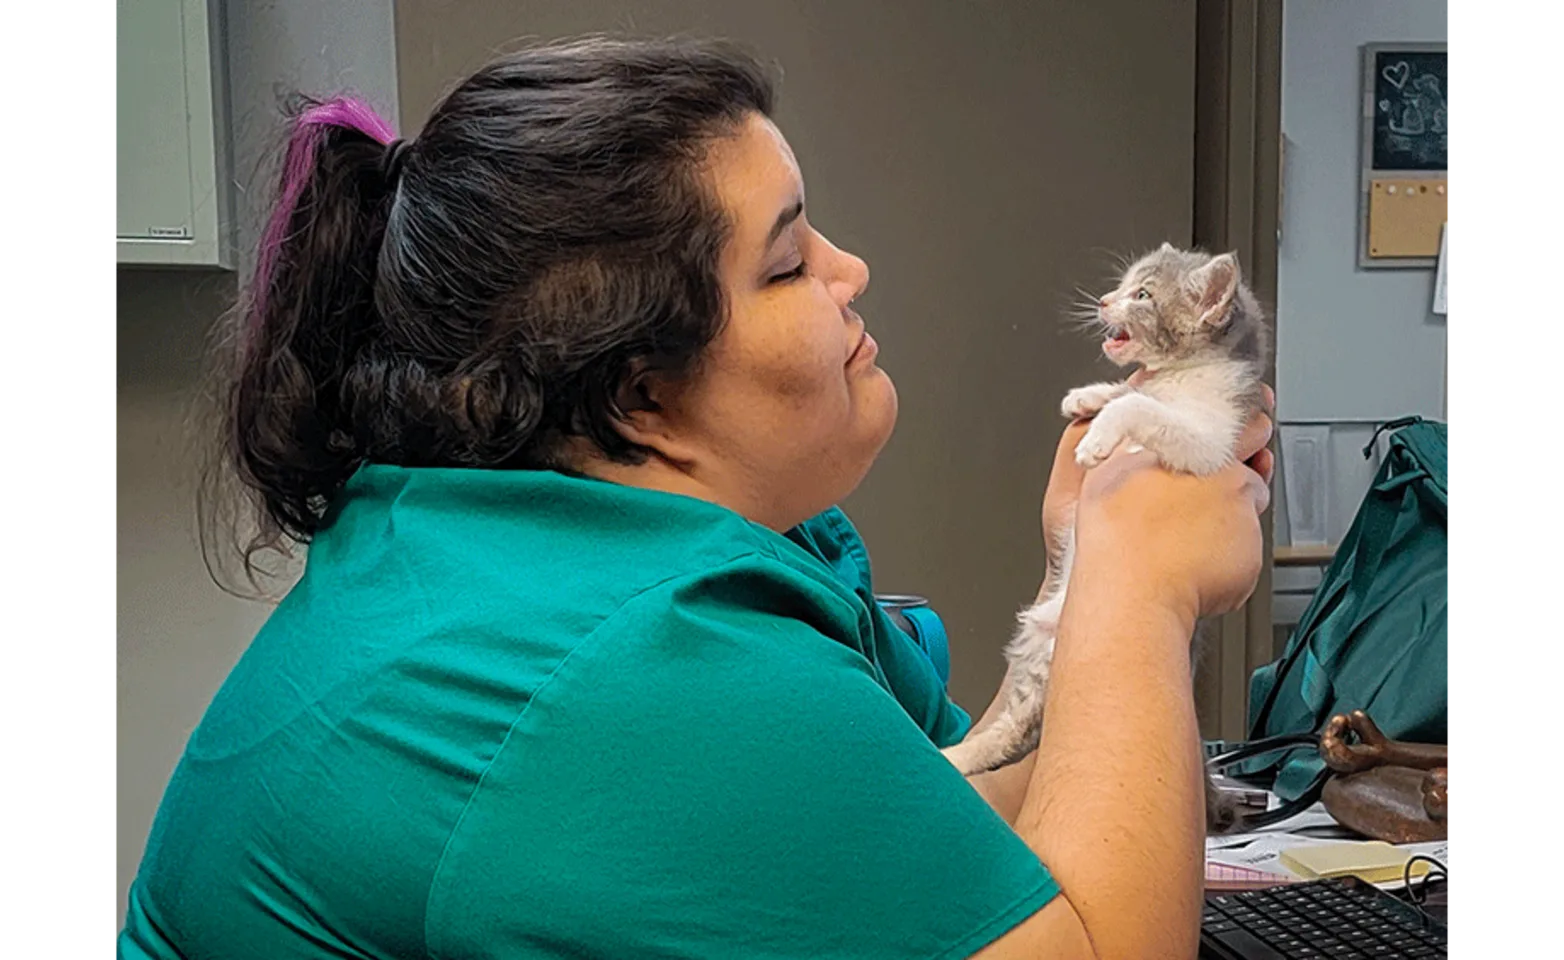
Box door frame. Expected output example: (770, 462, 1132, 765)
(1191, 0, 1283, 741)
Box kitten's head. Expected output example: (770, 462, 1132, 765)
(1088, 243, 1267, 369)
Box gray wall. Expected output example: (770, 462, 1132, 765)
(397, 0, 1201, 715)
(1272, 0, 1447, 616)
(117, 0, 399, 924)
(1276, 0, 1446, 424)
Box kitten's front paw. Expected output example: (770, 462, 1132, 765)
(1074, 422, 1122, 468)
(1061, 384, 1118, 420)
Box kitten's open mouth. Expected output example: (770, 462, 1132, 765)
(1104, 328, 1133, 351)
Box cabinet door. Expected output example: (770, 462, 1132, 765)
(117, 0, 231, 268)
(118, 0, 195, 240)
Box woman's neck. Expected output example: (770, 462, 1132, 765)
(571, 446, 805, 533)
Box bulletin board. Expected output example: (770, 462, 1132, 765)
(1357, 43, 1447, 270)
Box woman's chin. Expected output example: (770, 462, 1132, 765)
(859, 369, 898, 448)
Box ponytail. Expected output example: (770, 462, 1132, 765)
(206, 95, 401, 585)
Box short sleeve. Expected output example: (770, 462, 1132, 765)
(785, 508, 973, 748)
(424, 553, 1058, 960)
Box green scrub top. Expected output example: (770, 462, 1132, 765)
(120, 466, 1058, 959)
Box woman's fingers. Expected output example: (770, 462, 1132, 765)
(1235, 409, 1274, 464)
(1248, 447, 1275, 486)
(1238, 385, 1277, 506)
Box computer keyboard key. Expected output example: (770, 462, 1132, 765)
(1209, 926, 1292, 959)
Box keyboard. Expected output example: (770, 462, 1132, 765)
(1200, 877, 1447, 959)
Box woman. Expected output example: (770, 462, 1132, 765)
(121, 37, 1272, 960)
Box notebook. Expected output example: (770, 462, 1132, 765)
(1204, 860, 1300, 891)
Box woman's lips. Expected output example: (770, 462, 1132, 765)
(848, 330, 878, 368)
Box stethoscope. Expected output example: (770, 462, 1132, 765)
(1205, 732, 1335, 831)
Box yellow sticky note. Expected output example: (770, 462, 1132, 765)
(1279, 842, 1432, 885)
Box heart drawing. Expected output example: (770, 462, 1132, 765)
(1382, 61, 1411, 90)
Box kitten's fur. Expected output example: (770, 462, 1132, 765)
(942, 243, 1270, 834)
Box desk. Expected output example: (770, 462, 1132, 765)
(1276, 497, 1457, 572)
(1274, 544, 1336, 567)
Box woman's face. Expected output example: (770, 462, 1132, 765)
(649, 113, 896, 530)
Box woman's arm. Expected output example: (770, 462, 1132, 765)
(972, 404, 1273, 959)
(1009, 566, 1209, 958)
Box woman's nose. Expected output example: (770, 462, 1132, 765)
(819, 233, 870, 307)
(840, 251, 870, 307)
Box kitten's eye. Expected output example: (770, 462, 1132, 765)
(1134, 288, 1152, 301)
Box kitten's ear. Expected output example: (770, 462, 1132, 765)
(1191, 252, 1241, 327)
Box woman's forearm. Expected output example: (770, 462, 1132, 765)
(1010, 556, 1205, 959)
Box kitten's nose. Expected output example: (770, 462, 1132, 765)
(1098, 297, 1110, 309)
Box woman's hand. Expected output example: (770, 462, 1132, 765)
(1041, 386, 1276, 622)
(1039, 420, 1091, 571)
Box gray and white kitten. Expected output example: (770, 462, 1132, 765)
(942, 243, 1270, 834)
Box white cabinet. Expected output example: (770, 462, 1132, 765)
(117, 0, 233, 269)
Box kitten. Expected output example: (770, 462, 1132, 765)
(942, 243, 1270, 834)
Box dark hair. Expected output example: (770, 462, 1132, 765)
(204, 36, 777, 584)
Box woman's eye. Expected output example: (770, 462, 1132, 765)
(769, 261, 808, 284)
(1135, 288, 1152, 301)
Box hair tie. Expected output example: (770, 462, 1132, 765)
(380, 138, 412, 186)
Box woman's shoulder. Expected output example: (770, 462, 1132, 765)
(580, 544, 876, 682)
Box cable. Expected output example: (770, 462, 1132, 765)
(1400, 854, 1448, 926)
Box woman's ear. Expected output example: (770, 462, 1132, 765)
(608, 362, 698, 465)
(615, 363, 661, 415)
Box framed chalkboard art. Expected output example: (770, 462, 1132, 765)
(1369, 46, 1447, 171)
(1358, 43, 1447, 269)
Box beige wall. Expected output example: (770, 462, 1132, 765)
(396, 0, 1198, 711)
(118, 270, 271, 914)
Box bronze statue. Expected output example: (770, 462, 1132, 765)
(1318, 710, 1447, 844)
